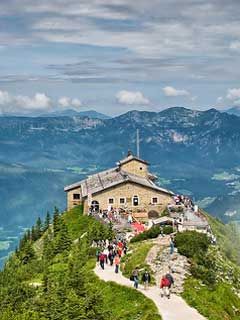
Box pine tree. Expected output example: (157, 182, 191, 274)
(43, 231, 54, 261)
(54, 219, 72, 254)
(53, 207, 61, 236)
(26, 229, 31, 241)
(35, 217, 43, 240)
(44, 211, 51, 232)
(31, 226, 37, 241)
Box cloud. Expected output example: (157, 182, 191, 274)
(0, 90, 52, 114)
(162, 86, 190, 97)
(116, 90, 150, 105)
(229, 41, 240, 51)
(58, 96, 82, 109)
(226, 88, 240, 101)
(0, 90, 11, 105)
(226, 88, 240, 106)
(58, 97, 71, 108)
(0, 90, 82, 114)
(15, 93, 51, 110)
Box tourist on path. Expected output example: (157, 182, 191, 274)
(99, 252, 105, 270)
(108, 250, 114, 266)
(169, 236, 174, 255)
(132, 267, 139, 289)
(166, 273, 174, 289)
(160, 275, 171, 299)
(114, 254, 120, 273)
(142, 270, 151, 290)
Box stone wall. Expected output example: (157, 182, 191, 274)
(120, 160, 148, 178)
(66, 187, 82, 210)
(83, 182, 172, 215)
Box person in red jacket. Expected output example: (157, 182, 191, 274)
(99, 252, 105, 270)
(160, 275, 171, 298)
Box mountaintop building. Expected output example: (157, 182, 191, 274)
(64, 152, 174, 219)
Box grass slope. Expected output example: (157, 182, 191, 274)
(179, 211, 240, 320)
(0, 206, 161, 320)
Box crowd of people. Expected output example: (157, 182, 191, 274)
(95, 238, 127, 273)
(173, 194, 194, 209)
(95, 235, 175, 299)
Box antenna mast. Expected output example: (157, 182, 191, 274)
(136, 129, 140, 158)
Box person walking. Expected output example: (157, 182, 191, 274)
(108, 250, 114, 266)
(142, 270, 151, 290)
(114, 254, 120, 273)
(99, 252, 105, 270)
(132, 268, 139, 289)
(160, 275, 171, 299)
(166, 272, 174, 289)
(169, 236, 174, 255)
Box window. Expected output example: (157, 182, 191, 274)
(73, 193, 80, 200)
(152, 197, 158, 204)
(108, 198, 114, 204)
(119, 197, 126, 204)
(132, 195, 139, 206)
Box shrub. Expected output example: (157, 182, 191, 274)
(175, 231, 210, 259)
(130, 226, 161, 243)
(162, 225, 173, 235)
(130, 225, 174, 243)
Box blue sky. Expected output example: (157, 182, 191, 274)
(1, 0, 240, 116)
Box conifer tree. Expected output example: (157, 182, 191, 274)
(54, 218, 72, 254)
(43, 231, 54, 261)
(31, 226, 37, 241)
(35, 217, 43, 240)
(53, 207, 61, 236)
(44, 211, 51, 232)
(26, 229, 31, 241)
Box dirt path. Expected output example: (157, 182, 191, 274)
(94, 262, 207, 320)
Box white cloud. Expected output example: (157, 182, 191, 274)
(226, 88, 240, 101)
(229, 41, 240, 51)
(0, 90, 52, 114)
(217, 96, 223, 103)
(0, 90, 83, 114)
(225, 88, 240, 106)
(58, 96, 71, 108)
(162, 86, 190, 97)
(116, 90, 150, 105)
(15, 93, 51, 110)
(0, 90, 11, 105)
(58, 96, 82, 109)
(71, 98, 82, 108)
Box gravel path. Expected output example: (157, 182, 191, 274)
(94, 263, 207, 320)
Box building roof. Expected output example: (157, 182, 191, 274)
(116, 154, 149, 166)
(64, 166, 174, 197)
(153, 216, 174, 225)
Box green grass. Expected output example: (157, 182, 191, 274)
(203, 210, 240, 264)
(85, 259, 161, 320)
(183, 278, 240, 320)
(121, 242, 153, 280)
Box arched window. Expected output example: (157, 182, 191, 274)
(132, 195, 139, 206)
(91, 200, 99, 213)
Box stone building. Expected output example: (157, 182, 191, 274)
(64, 153, 174, 219)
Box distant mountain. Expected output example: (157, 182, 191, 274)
(225, 106, 240, 117)
(40, 109, 110, 119)
(1, 107, 240, 231)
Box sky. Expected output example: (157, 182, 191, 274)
(1, 0, 240, 116)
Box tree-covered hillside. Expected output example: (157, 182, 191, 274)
(0, 206, 160, 320)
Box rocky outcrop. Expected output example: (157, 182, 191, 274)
(146, 236, 191, 294)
